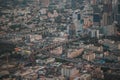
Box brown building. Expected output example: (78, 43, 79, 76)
(82, 52, 95, 61)
(67, 48, 84, 58)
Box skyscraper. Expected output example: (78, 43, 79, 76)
(71, 0, 76, 9)
(101, 0, 113, 26)
(118, 0, 120, 14)
(116, 0, 120, 24)
(69, 23, 76, 38)
(112, 0, 120, 24)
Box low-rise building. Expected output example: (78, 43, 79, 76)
(79, 74, 92, 80)
(67, 48, 84, 58)
(83, 52, 96, 61)
(29, 34, 42, 42)
(61, 65, 79, 78)
(50, 46, 63, 55)
(45, 58, 55, 64)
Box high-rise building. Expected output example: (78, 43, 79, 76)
(91, 0, 97, 5)
(112, 0, 118, 20)
(101, 0, 113, 26)
(103, 24, 117, 36)
(82, 4, 93, 28)
(93, 13, 101, 26)
(116, 0, 120, 24)
(92, 4, 102, 26)
(71, 0, 76, 9)
(90, 29, 100, 38)
(118, 0, 120, 14)
(72, 11, 83, 36)
(40, 0, 50, 7)
(68, 23, 76, 38)
(112, 0, 120, 24)
(101, 13, 108, 26)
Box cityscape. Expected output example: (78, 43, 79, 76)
(0, 0, 120, 80)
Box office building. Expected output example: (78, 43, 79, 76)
(72, 11, 83, 36)
(101, 0, 113, 26)
(68, 23, 76, 38)
(115, 0, 120, 24)
(90, 29, 100, 38)
(82, 4, 93, 28)
(92, 5, 101, 26)
(103, 24, 117, 36)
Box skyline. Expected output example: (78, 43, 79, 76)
(0, 0, 120, 80)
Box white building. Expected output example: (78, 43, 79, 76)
(90, 29, 100, 38)
(61, 65, 79, 77)
(79, 74, 91, 80)
(29, 34, 42, 42)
